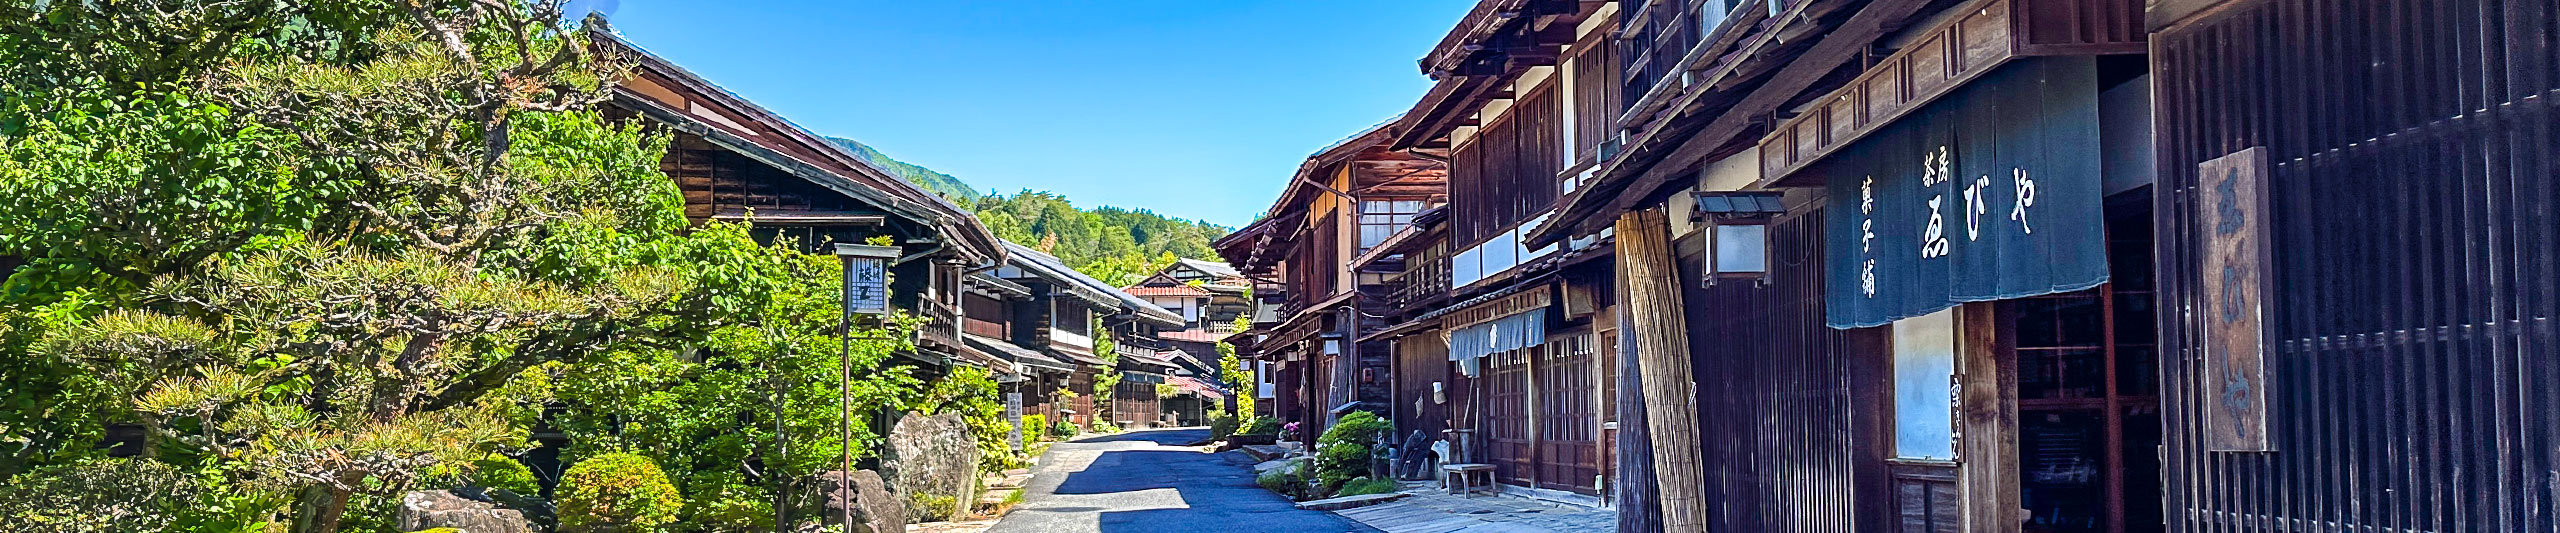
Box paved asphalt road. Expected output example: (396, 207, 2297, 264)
(985, 428, 1377, 533)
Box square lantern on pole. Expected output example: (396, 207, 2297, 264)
(828, 241, 898, 532)
(1690, 191, 1786, 286)
(834, 243, 901, 316)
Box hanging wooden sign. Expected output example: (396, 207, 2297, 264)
(2197, 147, 2273, 452)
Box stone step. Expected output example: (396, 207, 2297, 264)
(1239, 444, 1289, 462)
(1293, 492, 1409, 512)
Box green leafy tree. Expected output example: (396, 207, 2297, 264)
(1216, 342, 1254, 421)
(2, 1, 723, 530)
(972, 191, 1229, 286)
(911, 367, 1020, 473)
(1090, 320, 1120, 426)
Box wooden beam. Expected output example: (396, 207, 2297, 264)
(1611, 208, 1709, 532)
(1956, 301, 2022, 532)
(1613, 294, 1663, 533)
(1536, 0, 1938, 244)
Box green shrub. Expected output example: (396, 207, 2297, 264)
(1255, 464, 1309, 500)
(0, 459, 204, 532)
(681, 484, 771, 532)
(1020, 414, 1048, 443)
(1238, 416, 1280, 436)
(1336, 477, 1398, 497)
(1207, 413, 1240, 440)
(1313, 412, 1390, 490)
(473, 453, 542, 496)
(907, 492, 958, 522)
(557, 452, 683, 532)
(1090, 421, 1121, 434)
(1050, 418, 1076, 437)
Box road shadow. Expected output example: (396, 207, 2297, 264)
(1058, 433, 1371, 532)
(1067, 428, 1210, 444)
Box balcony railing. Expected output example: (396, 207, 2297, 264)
(1390, 253, 1452, 311)
(1114, 343, 1158, 361)
(918, 301, 960, 348)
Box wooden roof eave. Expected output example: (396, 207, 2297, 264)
(1530, 0, 1930, 246)
(616, 95, 948, 233)
(595, 31, 1006, 264)
(1393, 1, 1588, 152)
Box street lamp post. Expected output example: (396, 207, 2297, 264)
(831, 243, 899, 531)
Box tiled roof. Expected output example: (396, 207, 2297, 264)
(1165, 375, 1227, 401)
(1174, 258, 1242, 279)
(1125, 285, 1211, 297)
(1158, 330, 1229, 343)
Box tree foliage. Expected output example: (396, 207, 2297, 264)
(0, 1, 967, 531)
(973, 191, 1228, 286)
(557, 452, 683, 533)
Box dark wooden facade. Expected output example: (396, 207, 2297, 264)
(597, 32, 1000, 371)
(2151, 0, 2560, 530)
(1676, 202, 1898, 532)
(1450, 84, 1564, 246)
(1216, 123, 1449, 442)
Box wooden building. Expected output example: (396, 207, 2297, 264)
(1355, 0, 1625, 503)
(595, 32, 1005, 372)
(1215, 122, 1449, 442)
(1521, 0, 2164, 531)
(2143, 1, 2560, 531)
(1126, 259, 1255, 421)
(986, 241, 1186, 430)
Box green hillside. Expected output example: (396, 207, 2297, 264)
(974, 191, 1231, 286)
(826, 136, 981, 202)
(824, 136, 1232, 284)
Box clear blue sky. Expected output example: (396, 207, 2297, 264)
(594, 1, 1474, 227)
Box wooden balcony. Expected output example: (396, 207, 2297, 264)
(962, 316, 1008, 339)
(1389, 253, 1452, 312)
(917, 301, 960, 350)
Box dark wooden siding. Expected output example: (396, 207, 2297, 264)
(1679, 202, 1896, 532)
(664, 133, 862, 220)
(1536, 330, 1605, 494)
(1571, 32, 1623, 160)
(1113, 377, 1160, 428)
(1394, 334, 1455, 441)
(963, 293, 1009, 339)
(1450, 83, 1565, 247)
(2152, 0, 2560, 530)
(1485, 346, 1537, 486)
(2016, 0, 2146, 53)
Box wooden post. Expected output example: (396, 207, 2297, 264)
(1955, 301, 2021, 532)
(1613, 300, 1664, 533)
(1613, 208, 1710, 532)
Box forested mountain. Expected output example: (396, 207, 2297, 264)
(825, 137, 1231, 284)
(826, 136, 980, 201)
(975, 191, 1230, 286)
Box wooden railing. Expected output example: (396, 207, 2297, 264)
(1391, 253, 1452, 311)
(917, 301, 959, 348)
(1114, 343, 1157, 361)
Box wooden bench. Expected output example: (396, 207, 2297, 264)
(1439, 463, 1497, 496)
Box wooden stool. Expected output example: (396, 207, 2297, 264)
(1439, 463, 1496, 496)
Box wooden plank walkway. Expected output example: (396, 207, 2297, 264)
(1326, 484, 1614, 533)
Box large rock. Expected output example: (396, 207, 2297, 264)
(397, 490, 535, 533)
(809, 470, 904, 533)
(881, 412, 981, 522)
